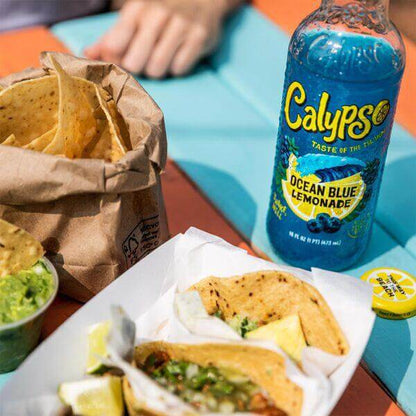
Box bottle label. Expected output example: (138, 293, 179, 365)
(270, 55, 401, 248)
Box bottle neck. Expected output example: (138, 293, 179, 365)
(318, 0, 391, 34)
(321, 0, 389, 15)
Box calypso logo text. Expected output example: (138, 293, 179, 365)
(284, 81, 390, 143)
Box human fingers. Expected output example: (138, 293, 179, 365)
(84, 42, 102, 60)
(84, 1, 147, 64)
(121, 4, 171, 73)
(144, 15, 189, 78)
(170, 25, 209, 76)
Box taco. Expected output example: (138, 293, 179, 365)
(123, 341, 302, 416)
(187, 270, 349, 356)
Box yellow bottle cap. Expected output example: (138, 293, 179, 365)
(361, 267, 416, 319)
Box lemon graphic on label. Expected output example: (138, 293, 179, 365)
(281, 154, 366, 221)
(361, 267, 416, 319)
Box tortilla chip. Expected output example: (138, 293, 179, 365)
(77, 83, 111, 159)
(85, 85, 126, 162)
(188, 270, 349, 356)
(1, 134, 22, 147)
(24, 127, 57, 152)
(75, 79, 130, 152)
(60, 77, 110, 157)
(44, 57, 96, 158)
(72, 77, 101, 112)
(0, 76, 58, 145)
(107, 97, 131, 150)
(72, 78, 125, 132)
(124, 342, 302, 416)
(0, 219, 44, 278)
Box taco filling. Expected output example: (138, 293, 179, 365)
(217, 311, 258, 338)
(141, 351, 286, 415)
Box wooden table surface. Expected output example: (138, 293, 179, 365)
(0, 24, 406, 416)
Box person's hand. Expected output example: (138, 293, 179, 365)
(84, 0, 229, 78)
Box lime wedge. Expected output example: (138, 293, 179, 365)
(246, 314, 306, 362)
(86, 321, 111, 374)
(58, 376, 124, 416)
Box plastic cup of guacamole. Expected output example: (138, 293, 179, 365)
(0, 258, 58, 374)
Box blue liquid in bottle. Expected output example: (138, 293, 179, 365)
(267, 0, 405, 271)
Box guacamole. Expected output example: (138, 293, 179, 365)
(0, 260, 54, 325)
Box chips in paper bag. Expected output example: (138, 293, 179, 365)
(0, 54, 129, 162)
(0, 52, 168, 300)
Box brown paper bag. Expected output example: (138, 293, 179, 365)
(0, 52, 169, 301)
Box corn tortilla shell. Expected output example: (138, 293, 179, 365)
(188, 270, 349, 356)
(0, 219, 44, 278)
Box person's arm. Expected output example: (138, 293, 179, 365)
(85, 0, 245, 78)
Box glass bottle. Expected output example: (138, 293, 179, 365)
(266, 0, 405, 270)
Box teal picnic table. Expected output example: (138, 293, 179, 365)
(0, 4, 415, 416)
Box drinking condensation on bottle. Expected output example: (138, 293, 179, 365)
(267, 0, 405, 271)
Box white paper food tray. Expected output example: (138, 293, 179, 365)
(0, 228, 375, 416)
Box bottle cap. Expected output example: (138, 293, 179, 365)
(361, 267, 416, 319)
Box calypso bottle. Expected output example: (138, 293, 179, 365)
(267, 0, 405, 271)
